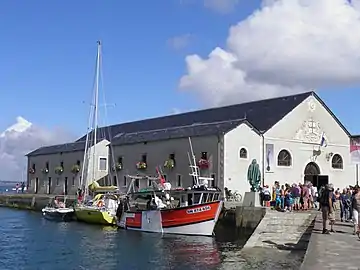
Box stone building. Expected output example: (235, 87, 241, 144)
(26, 91, 358, 197)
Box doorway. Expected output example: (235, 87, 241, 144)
(47, 177, 52, 194)
(35, 178, 39, 194)
(64, 177, 68, 195)
(304, 162, 328, 189)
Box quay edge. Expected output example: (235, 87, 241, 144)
(0, 194, 76, 211)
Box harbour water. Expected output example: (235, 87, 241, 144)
(0, 207, 244, 270)
(1, 207, 307, 270)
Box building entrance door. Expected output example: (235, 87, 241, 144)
(304, 162, 328, 189)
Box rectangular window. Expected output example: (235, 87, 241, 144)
(210, 173, 216, 187)
(148, 179, 152, 187)
(60, 161, 64, 168)
(72, 177, 75, 186)
(194, 193, 201, 204)
(32, 163, 36, 170)
(201, 152, 208, 159)
(45, 162, 49, 170)
(135, 179, 140, 188)
(141, 154, 147, 163)
(99, 157, 107, 171)
(123, 176, 127, 187)
(56, 177, 60, 186)
(177, 174, 182, 187)
(113, 175, 117, 186)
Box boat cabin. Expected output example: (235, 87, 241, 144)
(125, 175, 221, 212)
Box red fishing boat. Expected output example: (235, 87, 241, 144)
(117, 138, 223, 236)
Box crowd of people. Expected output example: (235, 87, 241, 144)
(260, 182, 360, 235)
(260, 181, 318, 211)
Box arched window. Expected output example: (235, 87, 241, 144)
(277, 150, 292, 167)
(331, 154, 343, 169)
(239, 148, 248, 159)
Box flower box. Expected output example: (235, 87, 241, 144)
(28, 168, 35, 174)
(136, 161, 147, 170)
(112, 163, 122, 171)
(164, 159, 175, 169)
(198, 159, 209, 169)
(55, 166, 64, 175)
(41, 168, 49, 174)
(71, 164, 80, 174)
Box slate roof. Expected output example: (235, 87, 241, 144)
(77, 91, 312, 142)
(26, 141, 86, 156)
(111, 119, 246, 146)
(27, 92, 312, 157)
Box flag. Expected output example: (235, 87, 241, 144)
(320, 132, 327, 147)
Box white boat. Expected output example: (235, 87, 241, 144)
(42, 197, 75, 222)
(12, 187, 27, 192)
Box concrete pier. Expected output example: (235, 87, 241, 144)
(301, 214, 360, 269)
(0, 194, 76, 211)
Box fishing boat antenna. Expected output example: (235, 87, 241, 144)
(188, 137, 200, 186)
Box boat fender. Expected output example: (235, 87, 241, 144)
(97, 200, 104, 207)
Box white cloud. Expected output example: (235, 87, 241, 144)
(203, 0, 239, 14)
(179, 0, 360, 106)
(0, 116, 74, 182)
(167, 34, 194, 50)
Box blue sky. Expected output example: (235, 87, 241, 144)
(0, 0, 359, 136)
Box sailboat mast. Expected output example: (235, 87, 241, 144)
(92, 40, 101, 182)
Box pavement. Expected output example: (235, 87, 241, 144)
(301, 213, 360, 270)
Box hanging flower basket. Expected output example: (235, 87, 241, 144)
(71, 164, 80, 174)
(164, 159, 175, 169)
(198, 159, 209, 169)
(55, 166, 64, 175)
(136, 161, 147, 170)
(41, 168, 49, 174)
(112, 163, 122, 171)
(28, 168, 35, 174)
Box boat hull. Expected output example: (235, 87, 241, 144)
(42, 208, 75, 222)
(119, 200, 223, 236)
(74, 207, 117, 225)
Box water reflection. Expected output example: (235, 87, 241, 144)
(161, 235, 221, 268)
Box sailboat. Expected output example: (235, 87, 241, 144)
(74, 41, 120, 226)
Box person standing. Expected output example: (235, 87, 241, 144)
(21, 182, 25, 193)
(302, 183, 310, 210)
(352, 187, 360, 235)
(310, 184, 318, 209)
(319, 184, 335, 234)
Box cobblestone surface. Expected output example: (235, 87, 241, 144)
(301, 214, 360, 270)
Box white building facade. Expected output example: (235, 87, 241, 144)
(223, 94, 356, 196)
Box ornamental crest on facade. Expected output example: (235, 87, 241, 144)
(294, 118, 323, 143)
